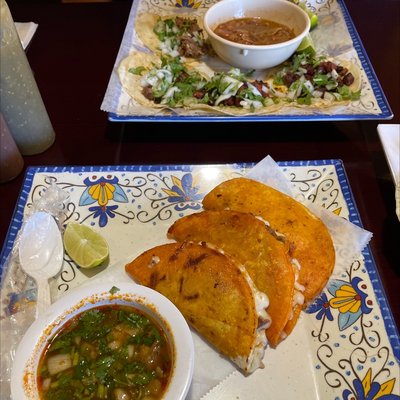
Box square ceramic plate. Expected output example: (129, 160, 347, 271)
(1, 160, 399, 399)
(101, 0, 393, 121)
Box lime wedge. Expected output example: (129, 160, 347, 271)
(63, 223, 109, 268)
(296, 33, 316, 56)
(309, 13, 319, 30)
(290, 0, 319, 30)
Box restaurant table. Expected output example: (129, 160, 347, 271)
(1, 0, 399, 338)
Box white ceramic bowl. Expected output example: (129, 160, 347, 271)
(204, 0, 310, 70)
(11, 282, 194, 400)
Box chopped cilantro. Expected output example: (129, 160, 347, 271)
(128, 66, 146, 75)
(109, 286, 120, 294)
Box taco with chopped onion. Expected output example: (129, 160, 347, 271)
(135, 13, 211, 59)
(118, 51, 283, 114)
(167, 210, 301, 347)
(202, 178, 336, 306)
(267, 52, 362, 107)
(118, 47, 361, 115)
(125, 241, 270, 374)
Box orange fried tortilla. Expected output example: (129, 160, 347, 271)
(202, 178, 336, 305)
(125, 241, 269, 374)
(168, 210, 296, 347)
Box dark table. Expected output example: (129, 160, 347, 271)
(1, 0, 399, 334)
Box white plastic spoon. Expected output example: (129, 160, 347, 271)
(18, 211, 64, 318)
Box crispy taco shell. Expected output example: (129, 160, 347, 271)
(168, 210, 296, 347)
(125, 241, 269, 374)
(283, 304, 302, 338)
(202, 178, 335, 305)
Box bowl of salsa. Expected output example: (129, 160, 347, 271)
(11, 282, 194, 400)
(203, 0, 310, 69)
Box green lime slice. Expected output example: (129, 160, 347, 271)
(296, 33, 316, 56)
(63, 223, 109, 268)
(309, 13, 319, 30)
(294, 0, 319, 30)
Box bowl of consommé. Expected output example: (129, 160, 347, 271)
(11, 282, 194, 400)
(204, 0, 311, 70)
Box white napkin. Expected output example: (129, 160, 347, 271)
(377, 124, 400, 220)
(15, 22, 38, 50)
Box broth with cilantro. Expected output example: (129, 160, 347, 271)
(37, 305, 173, 400)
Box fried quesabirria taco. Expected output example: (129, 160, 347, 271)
(125, 241, 270, 374)
(202, 178, 336, 306)
(168, 210, 300, 347)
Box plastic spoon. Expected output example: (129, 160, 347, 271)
(18, 211, 64, 318)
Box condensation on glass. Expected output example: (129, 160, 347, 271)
(0, 0, 55, 155)
(0, 112, 24, 182)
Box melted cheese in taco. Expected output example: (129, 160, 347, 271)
(168, 210, 296, 347)
(202, 177, 336, 306)
(125, 241, 270, 374)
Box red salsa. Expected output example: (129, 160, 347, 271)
(214, 17, 295, 45)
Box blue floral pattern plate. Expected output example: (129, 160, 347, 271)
(101, 0, 393, 121)
(0, 161, 399, 399)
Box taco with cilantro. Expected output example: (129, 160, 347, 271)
(135, 13, 211, 60)
(118, 50, 284, 115)
(266, 52, 362, 107)
(118, 48, 361, 115)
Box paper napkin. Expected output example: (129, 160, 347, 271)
(15, 22, 38, 50)
(377, 124, 400, 220)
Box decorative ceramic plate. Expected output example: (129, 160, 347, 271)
(1, 161, 399, 399)
(101, 0, 393, 121)
(10, 282, 194, 400)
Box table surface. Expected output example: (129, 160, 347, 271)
(1, 0, 399, 334)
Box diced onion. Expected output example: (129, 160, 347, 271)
(303, 80, 314, 93)
(161, 86, 180, 104)
(128, 344, 134, 359)
(47, 354, 72, 375)
(331, 69, 339, 79)
(108, 340, 122, 350)
(324, 92, 335, 101)
(114, 388, 130, 400)
(240, 99, 263, 109)
(246, 82, 262, 97)
(215, 93, 233, 106)
(42, 378, 51, 391)
(326, 83, 337, 90)
(312, 90, 323, 98)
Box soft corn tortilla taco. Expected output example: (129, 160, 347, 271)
(118, 50, 284, 115)
(125, 241, 270, 374)
(265, 54, 362, 109)
(168, 210, 299, 347)
(118, 51, 165, 108)
(135, 13, 210, 59)
(118, 45, 361, 116)
(202, 178, 336, 305)
(135, 13, 161, 53)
